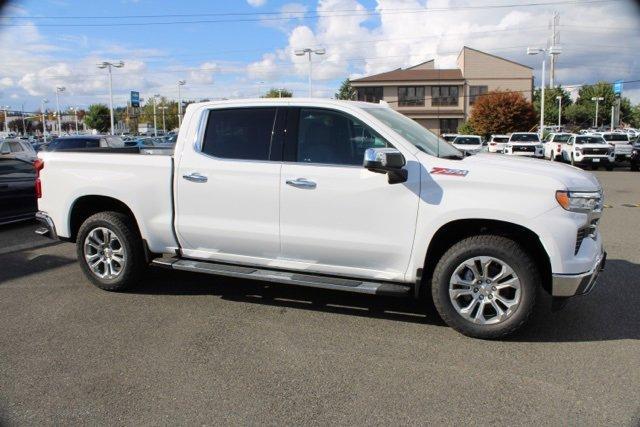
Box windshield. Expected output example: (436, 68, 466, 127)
(510, 133, 540, 142)
(363, 107, 462, 158)
(491, 137, 509, 143)
(442, 135, 457, 142)
(453, 136, 481, 145)
(576, 136, 606, 144)
(602, 134, 628, 142)
(552, 134, 571, 142)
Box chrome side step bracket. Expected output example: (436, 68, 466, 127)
(151, 257, 411, 297)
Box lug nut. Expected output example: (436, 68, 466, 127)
(486, 279, 491, 284)
(491, 286, 496, 291)
(473, 287, 479, 293)
(479, 295, 484, 300)
(488, 295, 493, 299)
(477, 280, 482, 284)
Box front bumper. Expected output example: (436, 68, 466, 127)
(551, 250, 606, 297)
(574, 155, 613, 165)
(35, 211, 58, 240)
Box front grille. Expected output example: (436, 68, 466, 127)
(513, 145, 534, 152)
(582, 148, 607, 155)
(575, 227, 588, 255)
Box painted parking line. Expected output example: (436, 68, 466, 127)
(603, 204, 613, 208)
(621, 203, 640, 208)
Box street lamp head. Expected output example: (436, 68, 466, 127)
(115, 61, 125, 68)
(178, 80, 186, 85)
(548, 45, 562, 55)
(526, 47, 542, 55)
(97, 62, 108, 69)
(314, 48, 326, 55)
(42, 98, 49, 103)
(591, 96, 604, 101)
(56, 86, 66, 92)
(556, 95, 562, 100)
(294, 49, 308, 56)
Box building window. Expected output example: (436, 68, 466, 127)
(469, 85, 488, 105)
(440, 119, 459, 134)
(431, 86, 459, 106)
(398, 86, 425, 106)
(357, 87, 383, 103)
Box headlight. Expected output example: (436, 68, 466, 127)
(555, 190, 602, 213)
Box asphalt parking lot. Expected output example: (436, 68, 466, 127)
(1, 171, 639, 425)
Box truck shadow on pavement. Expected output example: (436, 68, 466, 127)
(0, 248, 75, 285)
(134, 258, 640, 342)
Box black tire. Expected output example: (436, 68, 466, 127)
(431, 235, 538, 339)
(606, 164, 614, 171)
(76, 211, 145, 291)
(570, 154, 575, 166)
(631, 162, 639, 172)
(591, 163, 599, 170)
(550, 151, 555, 161)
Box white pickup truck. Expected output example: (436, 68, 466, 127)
(34, 99, 606, 339)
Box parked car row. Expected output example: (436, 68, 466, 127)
(442, 130, 639, 170)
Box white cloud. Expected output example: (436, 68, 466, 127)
(247, 0, 266, 7)
(188, 62, 219, 85)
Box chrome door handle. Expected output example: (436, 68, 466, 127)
(182, 172, 208, 183)
(286, 178, 316, 189)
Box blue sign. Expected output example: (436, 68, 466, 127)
(130, 91, 140, 107)
(613, 80, 623, 95)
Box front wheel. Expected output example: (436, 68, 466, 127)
(431, 235, 538, 339)
(76, 211, 145, 291)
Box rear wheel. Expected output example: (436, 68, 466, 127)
(76, 211, 145, 291)
(431, 235, 538, 339)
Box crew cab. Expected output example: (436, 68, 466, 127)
(503, 132, 544, 158)
(487, 134, 509, 153)
(451, 135, 484, 155)
(562, 134, 614, 170)
(543, 133, 572, 161)
(599, 132, 632, 162)
(34, 99, 606, 339)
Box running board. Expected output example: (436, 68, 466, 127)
(151, 257, 411, 297)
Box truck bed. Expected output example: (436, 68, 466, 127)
(37, 150, 178, 252)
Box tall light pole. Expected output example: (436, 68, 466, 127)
(527, 45, 562, 138)
(41, 99, 49, 143)
(2, 106, 10, 133)
(55, 86, 65, 134)
(177, 80, 186, 127)
(591, 96, 604, 128)
(70, 107, 79, 134)
(556, 95, 562, 128)
(294, 47, 326, 97)
(21, 103, 26, 136)
(152, 94, 160, 137)
(97, 61, 125, 135)
(159, 106, 168, 133)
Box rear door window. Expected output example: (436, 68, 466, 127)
(202, 108, 277, 161)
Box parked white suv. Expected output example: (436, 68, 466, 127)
(488, 134, 510, 153)
(34, 99, 606, 339)
(562, 134, 614, 170)
(600, 132, 632, 163)
(503, 132, 544, 158)
(543, 133, 572, 161)
(451, 135, 484, 154)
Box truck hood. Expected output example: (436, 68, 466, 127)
(461, 153, 600, 191)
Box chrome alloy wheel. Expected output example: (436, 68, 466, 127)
(83, 227, 126, 279)
(448, 256, 521, 325)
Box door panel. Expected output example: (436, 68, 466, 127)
(279, 107, 420, 280)
(175, 107, 283, 261)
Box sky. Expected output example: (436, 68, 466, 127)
(0, 0, 639, 112)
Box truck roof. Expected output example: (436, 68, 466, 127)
(187, 98, 390, 110)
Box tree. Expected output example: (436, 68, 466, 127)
(533, 85, 572, 126)
(335, 78, 357, 100)
(457, 121, 475, 134)
(563, 81, 634, 130)
(139, 97, 180, 132)
(83, 104, 110, 133)
(263, 88, 292, 98)
(468, 90, 537, 137)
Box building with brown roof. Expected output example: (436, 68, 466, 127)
(350, 46, 533, 135)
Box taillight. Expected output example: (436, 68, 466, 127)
(557, 144, 562, 151)
(34, 158, 44, 198)
(489, 143, 496, 146)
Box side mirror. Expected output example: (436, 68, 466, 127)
(364, 148, 407, 184)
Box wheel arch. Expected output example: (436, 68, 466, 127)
(68, 195, 142, 243)
(417, 218, 552, 298)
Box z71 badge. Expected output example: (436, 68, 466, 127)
(430, 167, 469, 177)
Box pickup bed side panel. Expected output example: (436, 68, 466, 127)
(37, 152, 177, 253)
